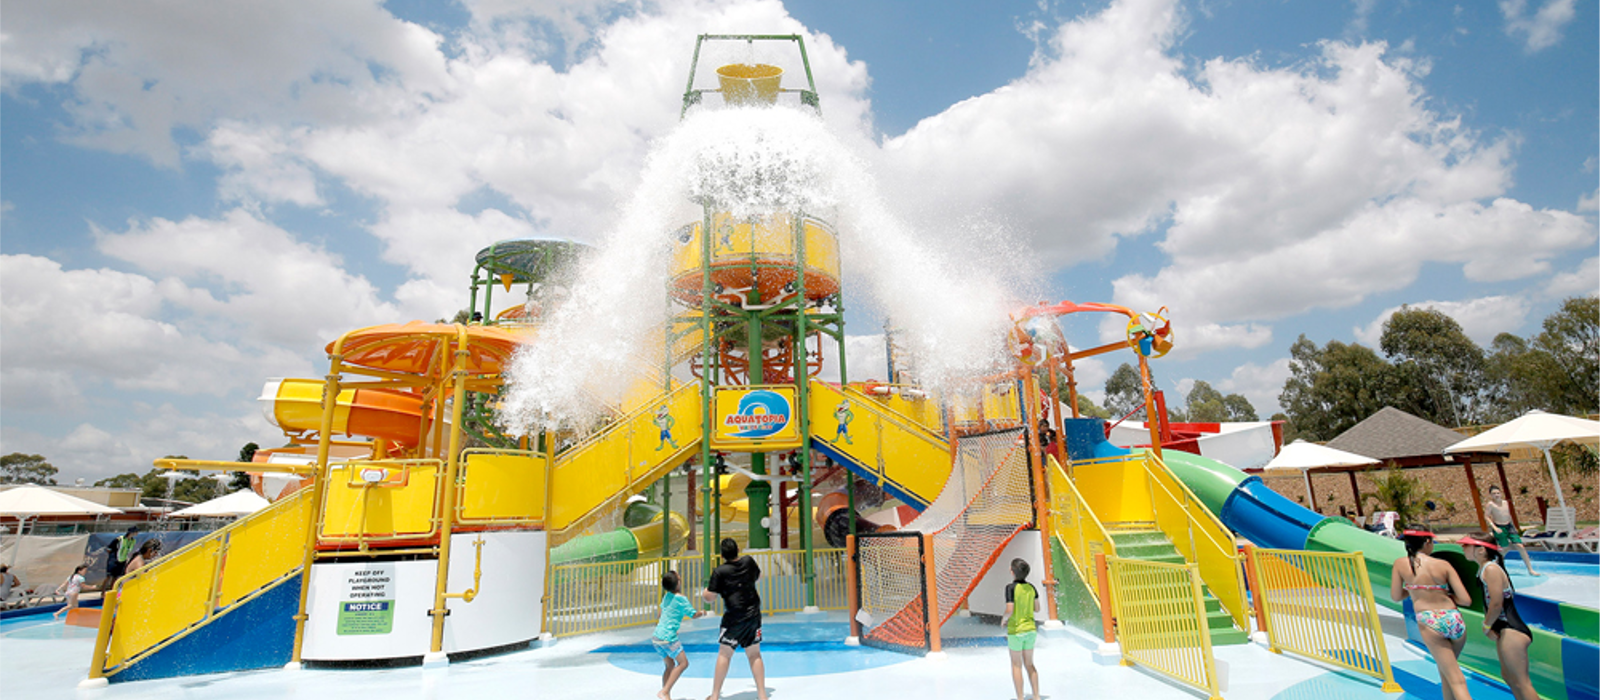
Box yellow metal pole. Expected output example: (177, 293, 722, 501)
(428, 327, 472, 656)
(289, 344, 345, 666)
(1356, 555, 1405, 693)
(1188, 564, 1223, 700)
(85, 576, 120, 681)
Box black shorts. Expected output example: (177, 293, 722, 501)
(718, 614, 762, 649)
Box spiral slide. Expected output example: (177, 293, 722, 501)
(1161, 448, 1598, 700)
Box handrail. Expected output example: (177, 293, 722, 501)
(1138, 450, 1248, 634)
(1045, 455, 1115, 592)
(818, 383, 948, 445)
(556, 383, 699, 460)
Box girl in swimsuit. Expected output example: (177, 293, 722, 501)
(1391, 529, 1474, 700)
(1461, 534, 1538, 700)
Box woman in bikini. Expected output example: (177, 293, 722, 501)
(1460, 533, 1539, 700)
(1391, 529, 1474, 700)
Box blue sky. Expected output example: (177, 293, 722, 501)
(2, 0, 1595, 483)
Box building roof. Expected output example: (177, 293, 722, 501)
(1325, 406, 1489, 463)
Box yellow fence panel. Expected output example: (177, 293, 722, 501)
(1250, 548, 1402, 692)
(1144, 452, 1249, 634)
(548, 549, 848, 638)
(217, 489, 312, 607)
(809, 382, 952, 507)
(1107, 557, 1222, 700)
(320, 459, 443, 544)
(1046, 455, 1116, 590)
(104, 538, 223, 670)
(457, 448, 547, 525)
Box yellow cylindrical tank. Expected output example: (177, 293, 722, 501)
(669, 213, 840, 306)
(717, 64, 783, 106)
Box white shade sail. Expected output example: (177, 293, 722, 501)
(1445, 410, 1600, 513)
(1444, 410, 1600, 454)
(169, 489, 270, 518)
(0, 485, 122, 517)
(1263, 439, 1381, 471)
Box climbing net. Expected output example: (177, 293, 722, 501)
(855, 428, 1033, 654)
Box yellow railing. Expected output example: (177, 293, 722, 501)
(547, 548, 848, 637)
(456, 448, 547, 526)
(1248, 548, 1402, 692)
(319, 459, 444, 546)
(91, 488, 313, 678)
(1143, 452, 1249, 634)
(1107, 557, 1223, 700)
(1046, 455, 1115, 591)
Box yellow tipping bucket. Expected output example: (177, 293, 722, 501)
(717, 63, 783, 105)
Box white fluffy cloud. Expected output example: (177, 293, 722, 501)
(882, 0, 1593, 355)
(1500, 0, 1578, 53)
(1214, 358, 1293, 417)
(1544, 257, 1599, 299)
(93, 209, 410, 346)
(1353, 295, 1533, 347)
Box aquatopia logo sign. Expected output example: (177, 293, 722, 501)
(724, 389, 791, 438)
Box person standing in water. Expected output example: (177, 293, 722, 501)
(1004, 558, 1041, 700)
(1481, 486, 1539, 576)
(1392, 529, 1474, 700)
(1461, 534, 1539, 700)
(702, 538, 766, 700)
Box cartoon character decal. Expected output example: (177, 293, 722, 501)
(654, 404, 678, 451)
(833, 400, 854, 445)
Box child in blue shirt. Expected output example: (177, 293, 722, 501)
(653, 570, 703, 700)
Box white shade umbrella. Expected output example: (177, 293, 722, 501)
(169, 489, 269, 518)
(1445, 410, 1600, 513)
(0, 486, 122, 565)
(1265, 440, 1381, 512)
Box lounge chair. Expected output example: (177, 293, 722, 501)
(1542, 526, 1599, 553)
(1523, 507, 1578, 550)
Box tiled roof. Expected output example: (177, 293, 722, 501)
(1324, 406, 1472, 461)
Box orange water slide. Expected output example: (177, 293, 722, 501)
(259, 378, 427, 447)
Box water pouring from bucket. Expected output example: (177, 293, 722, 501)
(717, 63, 783, 106)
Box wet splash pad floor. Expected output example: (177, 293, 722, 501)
(2, 610, 1435, 700)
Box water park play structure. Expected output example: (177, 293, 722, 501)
(60, 34, 1596, 700)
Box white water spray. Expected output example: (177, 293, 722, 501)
(500, 106, 1028, 435)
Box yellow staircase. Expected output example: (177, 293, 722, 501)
(807, 382, 952, 508)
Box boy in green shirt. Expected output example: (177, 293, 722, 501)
(652, 571, 703, 700)
(1004, 558, 1040, 700)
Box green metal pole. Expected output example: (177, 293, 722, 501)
(746, 308, 771, 549)
(700, 207, 716, 574)
(794, 215, 816, 606)
(661, 471, 671, 557)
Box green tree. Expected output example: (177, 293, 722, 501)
(1180, 380, 1259, 422)
(1380, 306, 1489, 427)
(92, 463, 214, 504)
(1362, 466, 1441, 526)
(0, 453, 58, 485)
(1531, 296, 1599, 416)
(1279, 336, 1405, 441)
(1075, 394, 1112, 419)
(1104, 363, 1145, 419)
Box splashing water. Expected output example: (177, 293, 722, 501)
(499, 107, 1027, 436)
